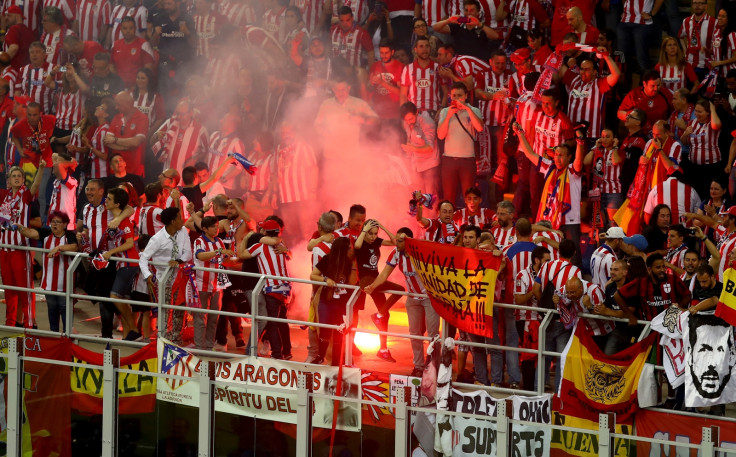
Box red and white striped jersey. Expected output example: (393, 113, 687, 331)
(208, 131, 244, 172)
(194, 235, 226, 291)
(620, 0, 654, 24)
(292, 0, 322, 33)
(156, 118, 209, 172)
(713, 29, 736, 76)
(130, 90, 165, 128)
(531, 110, 574, 158)
(514, 266, 539, 320)
(590, 243, 616, 288)
(591, 146, 623, 194)
(138, 205, 163, 237)
(400, 61, 441, 113)
(475, 69, 512, 126)
(40, 229, 75, 291)
(41, 27, 74, 65)
(535, 230, 561, 260)
(644, 176, 702, 224)
(207, 54, 241, 92)
(193, 12, 223, 59)
(387, 247, 426, 294)
(4, 118, 18, 169)
(453, 207, 496, 228)
(82, 199, 112, 250)
(666, 243, 688, 270)
(109, 4, 147, 41)
(687, 119, 721, 165)
(0, 185, 32, 249)
(19, 63, 55, 113)
(422, 0, 444, 26)
(329, 23, 372, 68)
(275, 141, 317, 203)
(563, 73, 611, 138)
(311, 240, 331, 267)
(334, 0, 369, 24)
(89, 123, 109, 178)
(491, 225, 516, 248)
(262, 5, 286, 43)
(535, 258, 582, 292)
(451, 55, 490, 80)
(249, 153, 273, 193)
(716, 228, 736, 280)
(503, 240, 536, 280)
(49, 175, 78, 229)
(679, 14, 717, 68)
(576, 281, 613, 335)
(221, 0, 255, 27)
(508, 0, 543, 31)
(655, 63, 698, 93)
(3, 0, 42, 34)
(54, 89, 84, 130)
(2, 66, 18, 95)
(76, 0, 111, 42)
(423, 218, 459, 244)
(247, 242, 290, 289)
(44, 0, 74, 23)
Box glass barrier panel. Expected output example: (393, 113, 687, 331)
(150, 400, 199, 457)
(214, 411, 256, 456)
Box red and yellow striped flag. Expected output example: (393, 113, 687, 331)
(716, 267, 736, 326)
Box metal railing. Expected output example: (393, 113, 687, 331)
(0, 242, 733, 422)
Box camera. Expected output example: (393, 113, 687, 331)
(59, 66, 67, 73)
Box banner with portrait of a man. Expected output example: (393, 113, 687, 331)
(683, 312, 736, 407)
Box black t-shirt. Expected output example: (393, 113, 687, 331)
(643, 225, 668, 254)
(354, 237, 383, 278)
(37, 227, 76, 244)
(148, 8, 195, 64)
(104, 174, 145, 196)
(448, 23, 492, 61)
(88, 73, 124, 108)
(693, 281, 723, 305)
(180, 185, 203, 212)
(242, 233, 263, 290)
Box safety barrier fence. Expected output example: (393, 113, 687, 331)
(0, 338, 732, 457)
(0, 242, 733, 424)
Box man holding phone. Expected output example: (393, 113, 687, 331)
(432, 0, 498, 61)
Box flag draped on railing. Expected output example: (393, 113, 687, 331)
(404, 239, 502, 337)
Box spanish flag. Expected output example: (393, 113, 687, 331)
(405, 238, 502, 338)
(716, 267, 736, 326)
(558, 325, 656, 423)
(613, 142, 658, 235)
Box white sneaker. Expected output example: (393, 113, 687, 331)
(258, 340, 271, 357)
(213, 342, 228, 352)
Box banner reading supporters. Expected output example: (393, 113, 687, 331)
(447, 390, 553, 457)
(157, 338, 362, 431)
(716, 267, 736, 326)
(558, 325, 655, 423)
(405, 238, 502, 337)
(635, 409, 736, 457)
(71, 341, 157, 415)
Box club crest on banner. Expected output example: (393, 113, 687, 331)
(160, 343, 193, 390)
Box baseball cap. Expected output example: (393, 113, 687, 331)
(6, 5, 23, 16)
(260, 219, 281, 233)
(623, 234, 648, 251)
(720, 206, 736, 217)
(510, 48, 531, 64)
(603, 227, 625, 239)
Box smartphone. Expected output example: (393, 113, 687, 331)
(59, 66, 67, 72)
(457, 16, 471, 23)
(374, 3, 383, 15)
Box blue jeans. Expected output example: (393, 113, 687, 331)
(617, 22, 652, 72)
(540, 321, 572, 391)
(46, 294, 67, 333)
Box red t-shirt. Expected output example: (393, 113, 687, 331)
(368, 58, 404, 119)
(112, 217, 139, 267)
(111, 37, 155, 88)
(108, 110, 148, 175)
(4, 23, 34, 70)
(619, 86, 673, 131)
(10, 114, 55, 167)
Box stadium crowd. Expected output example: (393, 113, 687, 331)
(0, 0, 734, 411)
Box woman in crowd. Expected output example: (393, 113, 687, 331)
(583, 128, 623, 227)
(46, 63, 87, 155)
(528, 29, 552, 67)
(411, 18, 439, 59)
(712, 9, 736, 77)
(643, 203, 671, 255)
(283, 6, 309, 64)
(655, 36, 699, 93)
(130, 68, 166, 136)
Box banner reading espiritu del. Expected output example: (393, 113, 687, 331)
(405, 238, 502, 338)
